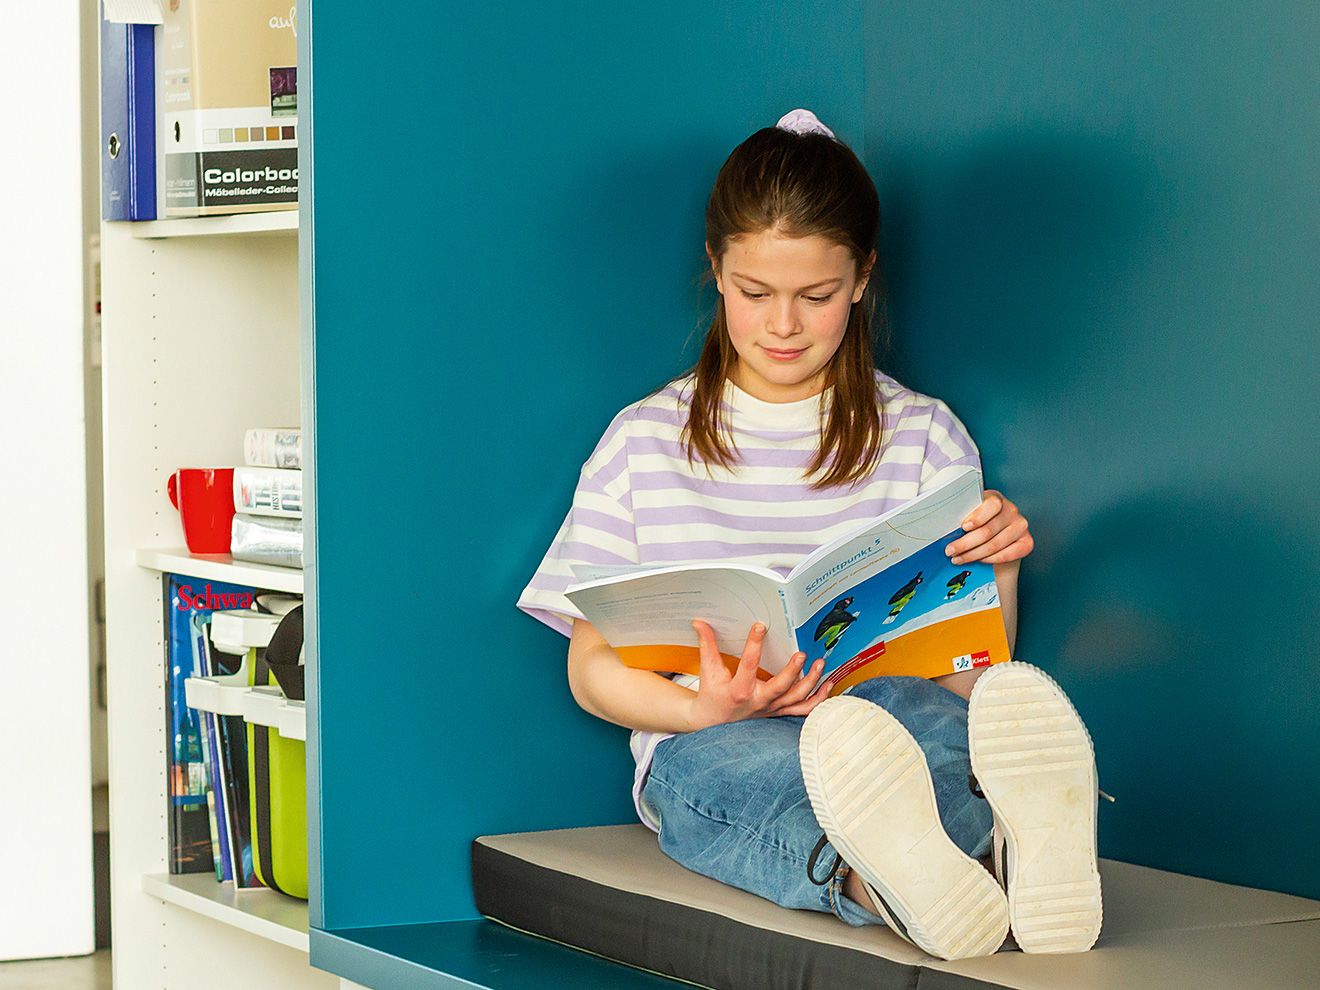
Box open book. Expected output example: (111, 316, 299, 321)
(564, 466, 1010, 694)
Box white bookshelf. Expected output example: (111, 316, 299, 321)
(130, 211, 299, 239)
(136, 546, 304, 593)
(141, 873, 310, 952)
(100, 214, 330, 989)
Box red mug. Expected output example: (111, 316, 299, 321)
(167, 468, 236, 554)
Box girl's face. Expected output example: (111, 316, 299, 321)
(709, 229, 872, 403)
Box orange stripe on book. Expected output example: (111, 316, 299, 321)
(827, 608, 1012, 695)
(614, 644, 773, 680)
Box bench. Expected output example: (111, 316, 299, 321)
(472, 824, 1320, 989)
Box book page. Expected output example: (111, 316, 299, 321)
(564, 564, 797, 677)
(568, 562, 673, 583)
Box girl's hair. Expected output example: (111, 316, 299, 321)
(670, 124, 889, 490)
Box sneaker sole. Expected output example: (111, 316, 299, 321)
(800, 696, 1009, 960)
(968, 662, 1103, 953)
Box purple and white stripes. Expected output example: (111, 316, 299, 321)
(515, 369, 983, 832)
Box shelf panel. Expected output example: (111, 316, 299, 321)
(280, 700, 308, 740)
(128, 211, 298, 239)
(312, 919, 686, 990)
(136, 547, 304, 593)
(142, 873, 309, 953)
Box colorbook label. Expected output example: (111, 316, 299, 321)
(166, 149, 298, 209)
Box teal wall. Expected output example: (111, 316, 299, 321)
(307, 1, 864, 929)
(863, 3, 1320, 897)
(308, 0, 1320, 936)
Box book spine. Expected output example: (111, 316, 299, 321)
(219, 710, 259, 887)
(196, 624, 234, 883)
(777, 588, 798, 655)
(206, 709, 234, 881)
(226, 644, 263, 889)
(232, 466, 302, 518)
(192, 620, 220, 879)
(244, 428, 302, 469)
(158, 0, 197, 216)
(101, 20, 157, 220)
(126, 22, 156, 219)
(193, 709, 222, 879)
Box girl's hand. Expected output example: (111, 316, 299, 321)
(685, 619, 832, 731)
(946, 489, 1034, 565)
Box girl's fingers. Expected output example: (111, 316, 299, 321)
(980, 531, 1035, 564)
(949, 497, 1026, 558)
(769, 657, 825, 709)
(949, 513, 1009, 555)
(959, 492, 1003, 532)
(951, 516, 1029, 564)
(690, 619, 729, 682)
(731, 622, 768, 690)
(971, 517, 1030, 559)
(772, 680, 832, 717)
(762, 650, 808, 694)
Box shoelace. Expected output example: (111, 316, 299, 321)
(806, 833, 842, 886)
(805, 832, 918, 944)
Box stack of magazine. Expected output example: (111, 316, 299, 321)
(231, 428, 303, 568)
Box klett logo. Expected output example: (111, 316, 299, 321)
(951, 650, 993, 673)
(176, 584, 255, 611)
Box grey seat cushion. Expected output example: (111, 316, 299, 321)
(471, 825, 1320, 990)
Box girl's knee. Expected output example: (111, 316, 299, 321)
(842, 674, 921, 706)
(844, 674, 967, 717)
(842, 676, 971, 774)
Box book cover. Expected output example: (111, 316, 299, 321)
(564, 467, 1010, 692)
(158, 0, 298, 217)
(100, 15, 157, 220)
(244, 428, 302, 468)
(164, 576, 215, 874)
(233, 467, 302, 518)
(231, 512, 303, 568)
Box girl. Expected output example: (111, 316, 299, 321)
(516, 109, 1101, 961)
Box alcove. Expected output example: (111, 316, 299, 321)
(302, 2, 1320, 985)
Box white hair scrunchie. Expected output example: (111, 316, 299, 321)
(775, 108, 836, 140)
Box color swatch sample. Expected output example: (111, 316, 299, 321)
(202, 124, 296, 146)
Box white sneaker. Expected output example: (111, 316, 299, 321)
(967, 661, 1103, 953)
(800, 695, 1009, 960)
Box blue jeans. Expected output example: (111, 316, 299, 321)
(641, 676, 995, 927)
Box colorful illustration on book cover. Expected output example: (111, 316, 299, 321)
(794, 528, 1009, 692)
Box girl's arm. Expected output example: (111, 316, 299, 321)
(996, 558, 1020, 656)
(567, 617, 830, 733)
(567, 618, 703, 734)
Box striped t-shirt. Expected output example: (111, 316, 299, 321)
(516, 368, 983, 833)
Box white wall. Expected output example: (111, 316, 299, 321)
(82, 0, 110, 792)
(0, 0, 95, 962)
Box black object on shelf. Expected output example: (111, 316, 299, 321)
(265, 604, 305, 701)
